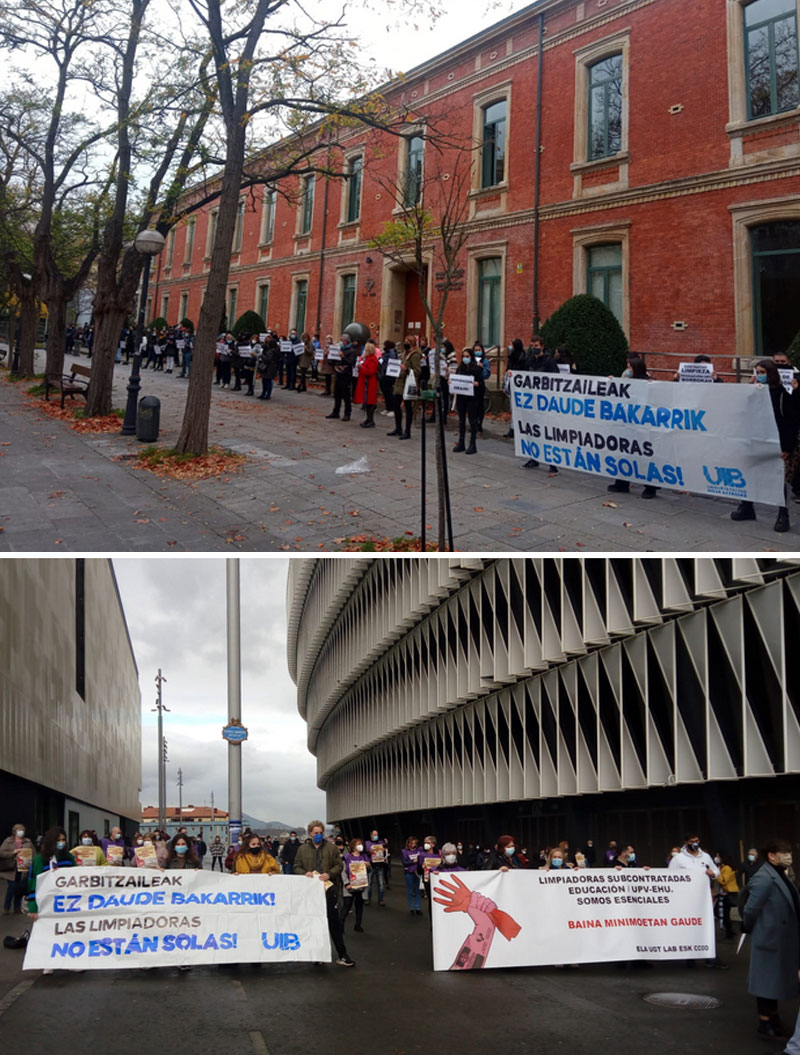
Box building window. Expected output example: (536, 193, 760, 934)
(228, 288, 238, 327)
(179, 291, 189, 322)
(206, 210, 218, 257)
(588, 54, 623, 160)
(477, 257, 502, 346)
(745, 0, 799, 119)
(346, 156, 363, 223)
(261, 187, 276, 243)
(295, 279, 308, 332)
(165, 229, 175, 268)
(481, 100, 507, 187)
(587, 244, 623, 327)
(233, 199, 245, 253)
(751, 220, 800, 355)
(160, 294, 169, 320)
(257, 283, 270, 324)
(405, 135, 424, 207)
(75, 558, 85, 700)
(300, 176, 315, 234)
(184, 218, 196, 264)
(341, 274, 356, 331)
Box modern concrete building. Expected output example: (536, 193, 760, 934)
(288, 556, 800, 861)
(0, 559, 141, 844)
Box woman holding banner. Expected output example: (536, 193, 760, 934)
(607, 357, 658, 500)
(27, 828, 77, 919)
(731, 359, 800, 533)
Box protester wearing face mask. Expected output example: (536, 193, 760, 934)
(0, 822, 35, 914)
(402, 836, 423, 916)
(235, 835, 280, 875)
(669, 832, 729, 969)
(27, 828, 77, 921)
(101, 826, 128, 866)
(278, 831, 299, 875)
(452, 349, 484, 455)
(365, 828, 388, 907)
(483, 835, 523, 872)
(209, 834, 225, 871)
(70, 829, 108, 866)
(612, 845, 649, 870)
(435, 843, 465, 873)
(294, 820, 354, 966)
(742, 840, 800, 1039)
(731, 358, 800, 532)
(166, 834, 200, 870)
(713, 852, 739, 941)
(455, 841, 468, 869)
(341, 838, 371, 933)
(740, 846, 762, 886)
(540, 847, 570, 872)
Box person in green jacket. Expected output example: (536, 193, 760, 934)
(28, 827, 77, 917)
(294, 821, 354, 967)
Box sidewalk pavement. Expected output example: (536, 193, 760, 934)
(1, 349, 797, 552)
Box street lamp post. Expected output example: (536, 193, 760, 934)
(122, 230, 166, 436)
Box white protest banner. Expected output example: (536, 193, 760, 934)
(678, 362, 713, 382)
(327, 343, 342, 362)
(385, 359, 401, 378)
(431, 869, 713, 972)
(510, 371, 784, 505)
(449, 374, 477, 397)
(23, 868, 330, 971)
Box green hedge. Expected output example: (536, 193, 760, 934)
(540, 294, 628, 377)
(232, 310, 265, 340)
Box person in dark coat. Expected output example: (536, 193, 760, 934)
(326, 334, 357, 421)
(521, 336, 561, 468)
(257, 335, 279, 399)
(742, 839, 800, 1040)
(482, 834, 523, 871)
(388, 341, 421, 439)
(452, 349, 483, 455)
(354, 341, 380, 428)
(731, 359, 800, 532)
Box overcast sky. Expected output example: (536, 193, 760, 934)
(112, 557, 325, 828)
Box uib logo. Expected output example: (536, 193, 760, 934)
(702, 466, 746, 488)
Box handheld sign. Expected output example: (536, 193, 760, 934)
(293, 341, 305, 357)
(449, 374, 477, 397)
(327, 343, 342, 362)
(679, 362, 713, 382)
(385, 359, 401, 378)
(778, 368, 796, 394)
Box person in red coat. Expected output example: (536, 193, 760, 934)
(355, 341, 380, 428)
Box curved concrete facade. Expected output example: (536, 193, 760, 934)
(288, 557, 800, 853)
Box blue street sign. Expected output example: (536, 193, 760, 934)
(222, 723, 248, 743)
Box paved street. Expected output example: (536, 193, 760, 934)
(0, 869, 791, 1055)
(1, 349, 798, 552)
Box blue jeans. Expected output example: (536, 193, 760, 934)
(367, 864, 384, 904)
(404, 871, 421, 911)
(180, 352, 192, 377)
(261, 377, 273, 398)
(786, 1010, 800, 1055)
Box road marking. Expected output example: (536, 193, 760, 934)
(232, 979, 248, 1002)
(0, 978, 37, 1019)
(250, 1031, 270, 1055)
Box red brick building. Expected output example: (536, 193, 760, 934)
(149, 0, 800, 378)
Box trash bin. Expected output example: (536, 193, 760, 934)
(137, 395, 160, 442)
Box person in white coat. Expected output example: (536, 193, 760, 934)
(668, 832, 728, 968)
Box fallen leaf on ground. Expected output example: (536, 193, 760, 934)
(603, 501, 618, 508)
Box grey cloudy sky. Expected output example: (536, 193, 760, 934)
(112, 557, 325, 828)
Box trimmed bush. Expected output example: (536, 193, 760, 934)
(179, 317, 195, 333)
(148, 316, 168, 331)
(232, 310, 265, 340)
(540, 294, 628, 377)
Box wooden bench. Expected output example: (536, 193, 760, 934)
(44, 363, 92, 408)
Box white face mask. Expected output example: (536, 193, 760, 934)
(424, 843, 432, 851)
(356, 844, 364, 853)
(15, 830, 24, 838)
(444, 854, 457, 864)
(144, 840, 152, 847)
(81, 837, 93, 846)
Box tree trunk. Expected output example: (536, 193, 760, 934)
(175, 127, 245, 455)
(85, 306, 126, 416)
(16, 287, 38, 378)
(44, 292, 68, 381)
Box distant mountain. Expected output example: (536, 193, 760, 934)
(241, 812, 305, 831)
